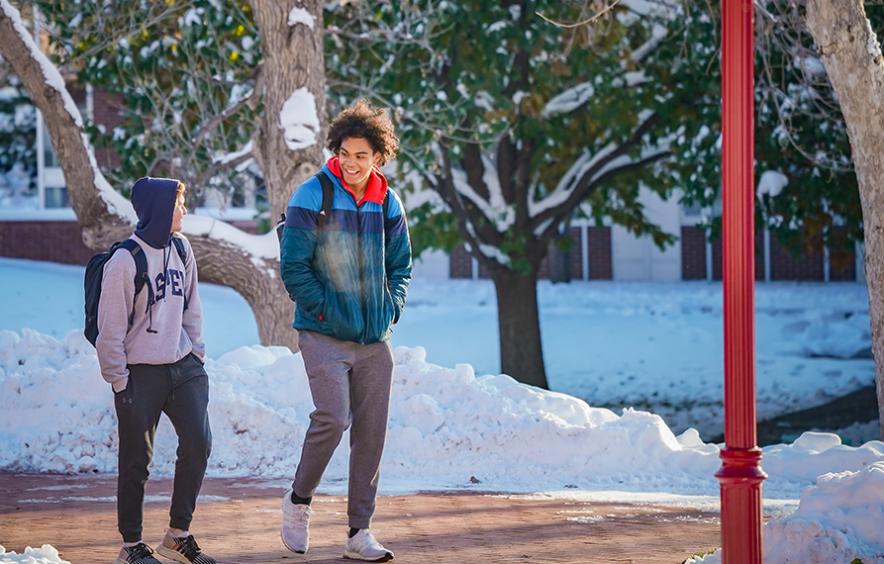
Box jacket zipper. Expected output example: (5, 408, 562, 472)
(354, 198, 367, 344)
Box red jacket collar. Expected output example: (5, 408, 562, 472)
(327, 156, 387, 206)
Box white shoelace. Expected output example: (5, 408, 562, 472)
(285, 503, 311, 526)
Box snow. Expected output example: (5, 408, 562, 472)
(1, 261, 883, 560)
(867, 17, 882, 58)
(450, 166, 514, 233)
(542, 81, 595, 117)
(1, 327, 882, 502)
(793, 55, 826, 78)
(279, 88, 320, 151)
(0, 545, 69, 564)
(287, 6, 315, 29)
(181, 215, 280, 275)
(212, 140, 253, 165)
(0, 208, 76, 221)
(632, 24, 668, 62)
(0, 259, 876, 441)
(757, 170, 788, 199)
(528, 143, 617, 219)
(687, 461, 884, 563)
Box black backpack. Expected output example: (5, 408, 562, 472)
(84, 237, 187, 346)
(275, 171, 390, 242)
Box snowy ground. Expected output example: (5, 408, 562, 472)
(0, 258, 875, 441)
(0, 545, 68, 564)
(1, 257, 883, 563)
(2, 326, 882, 503)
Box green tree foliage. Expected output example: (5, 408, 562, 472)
(670, 1, 883, 254)
(36, 0, 261, 202)
(327, 0, 689, 262)
(0, 73, 36, 199)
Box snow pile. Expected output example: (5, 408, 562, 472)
(686, 461, 884, 564)
(1, 329, 882, 498)
(765, 461, 884, 563)
(795, 312, 871, 359)
(0, 545, 70, 564)
(763, 431, 884, 485)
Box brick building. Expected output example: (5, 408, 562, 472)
(1, 84, 865, 283)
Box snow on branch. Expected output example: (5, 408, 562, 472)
(542, 81, 595, 117)
(631, 23, 667, 62)
(445, 142, 517, 234)
(183, 215, 281, 275)
(288, 6, 315, 29)
(0, 0, 136, 223)
(529, 111, 670, 236)
(279, 87, 320, 151)
(757, 170, 788, 199)
(465, 222, 511, 267)
(451, 166, 515, 233)
(528, 143, 618, 220)
(213, 140, 254, 170)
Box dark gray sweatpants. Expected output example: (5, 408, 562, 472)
(114, 352, 212, 543)
(292, 331, 394, 529)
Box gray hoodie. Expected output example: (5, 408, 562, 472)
(95, 178, 204, 392)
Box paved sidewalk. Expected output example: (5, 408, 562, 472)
(0, 473, 720, 563)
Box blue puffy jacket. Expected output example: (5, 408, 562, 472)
(280, 164, 412, 344)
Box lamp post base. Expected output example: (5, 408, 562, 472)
(716, 447, 766, 564)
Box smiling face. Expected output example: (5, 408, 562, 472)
(338, 137, 381, 192)
(171, 185, 187, 233)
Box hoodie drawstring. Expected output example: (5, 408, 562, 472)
(146, 244, 172, 334)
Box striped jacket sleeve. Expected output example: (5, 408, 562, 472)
(384, 188, 412, 323)
(280, 178, 325, 318)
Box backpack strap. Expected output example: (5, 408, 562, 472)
(315, 171, 335, 229)
(116, 239, 152, 325)
(171, 236, 187, 263)
(171, 235, 189, 311)
(382, 190, 391, 223)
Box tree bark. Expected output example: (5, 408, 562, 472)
(250, 0, 326, 222)
(0, 1, 299, 351)
(492, 267, 549, 389)
(807, 0, 884, 438)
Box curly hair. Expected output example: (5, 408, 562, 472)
(327, 99, 399, 165)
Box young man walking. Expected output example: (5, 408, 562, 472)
(96, 178, 215, 564)
(279, 100, 412, 562)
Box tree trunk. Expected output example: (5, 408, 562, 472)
(492, 267, 549, 389)
(807, 0, 884, 438)
(250, 0, 326, 222)
(186, 235, 293, 347)
(0, 1, 298, 351)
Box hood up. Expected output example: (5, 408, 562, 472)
(131, 177, 179, 249)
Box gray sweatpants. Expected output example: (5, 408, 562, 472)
(114, 352, 212, 543)
(292, 331, 394, 529)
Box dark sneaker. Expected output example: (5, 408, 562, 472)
(115, 542, 161, 564)
(155, 533, 216, 564)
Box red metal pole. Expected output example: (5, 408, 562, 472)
(715, 1, 766, 563)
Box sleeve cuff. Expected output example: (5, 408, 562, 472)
(112, 377, 129, 394)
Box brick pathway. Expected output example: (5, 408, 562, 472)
(0, 473, 720, 563)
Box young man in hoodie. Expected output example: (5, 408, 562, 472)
(279, 100, 412, 562)
(96, 178, 215, 564)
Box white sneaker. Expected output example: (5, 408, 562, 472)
(281, 488, 312, 554)
(343, 529, 394, 562)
